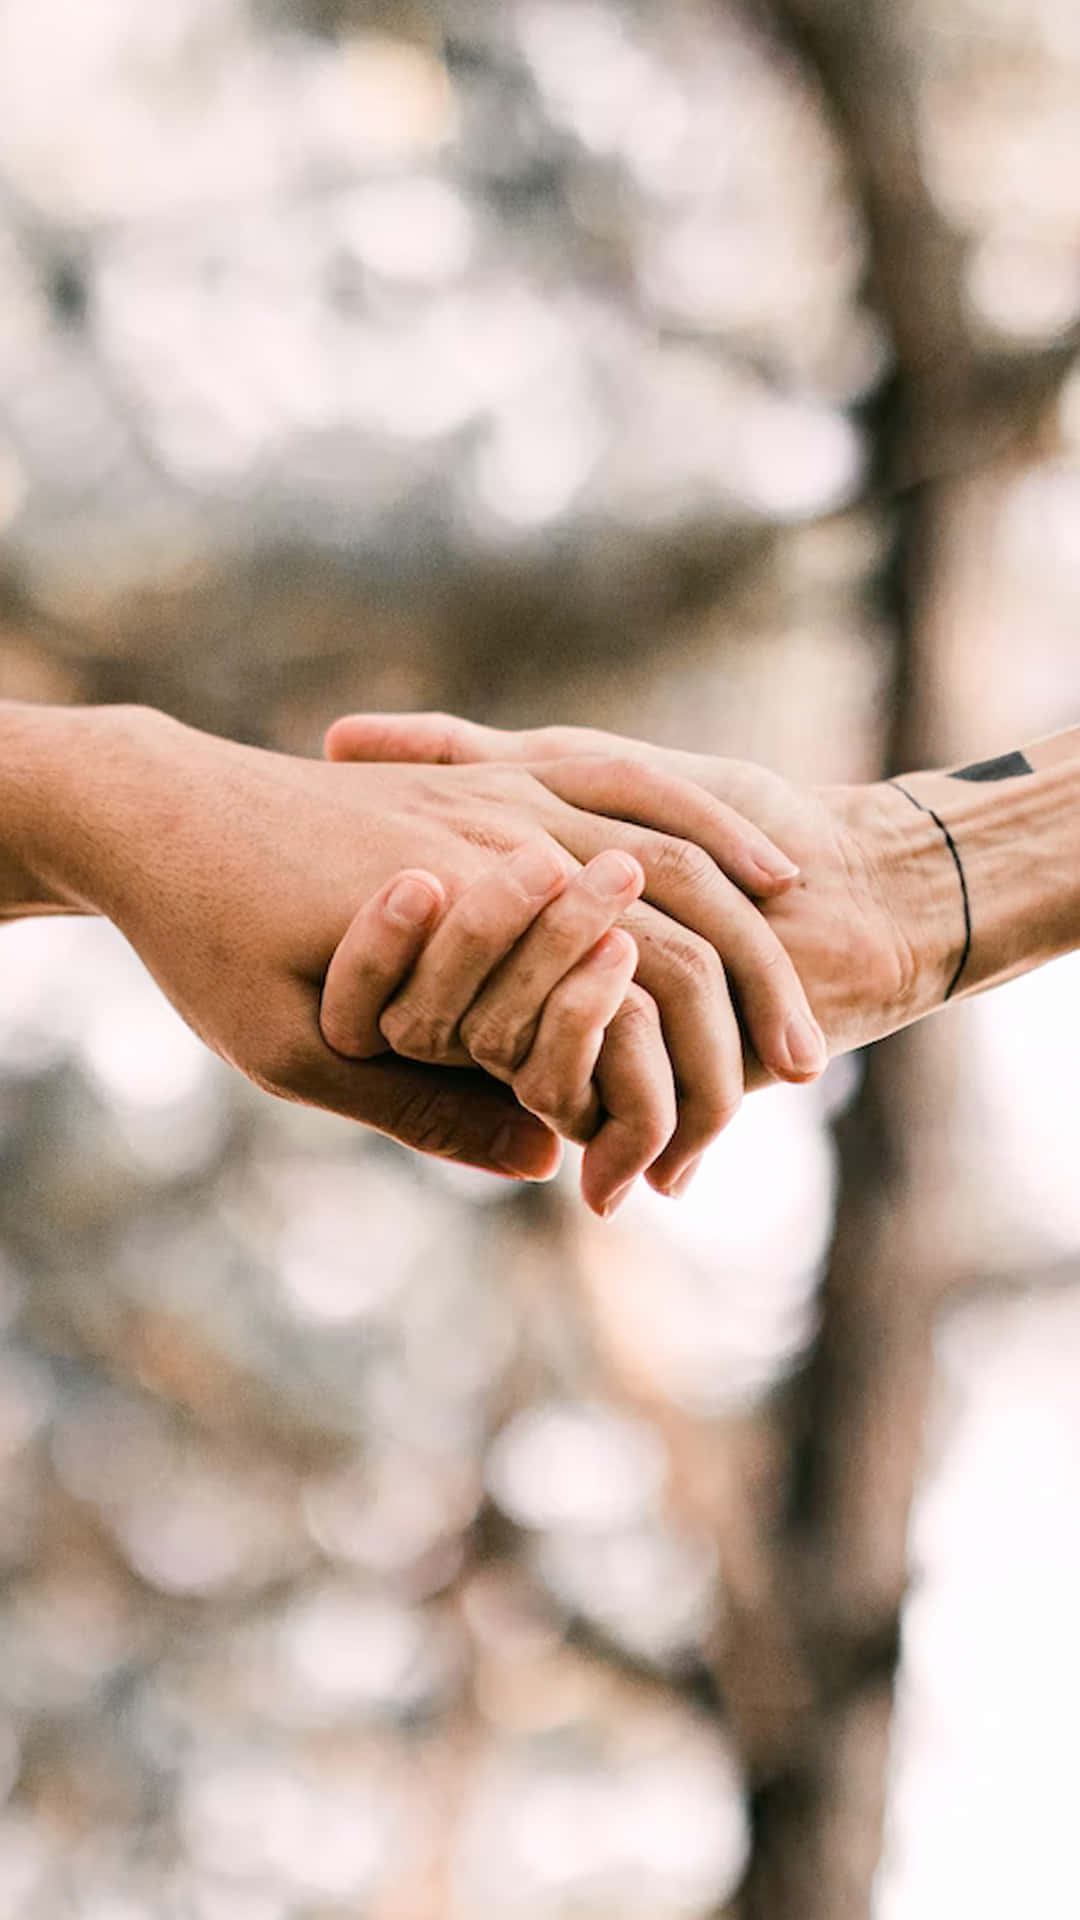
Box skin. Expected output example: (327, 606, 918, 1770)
(325, 714, 1080, 1169)
(322, 851, 652, 1211)
(5, 698, 1075, 1217)
(889, 727, 1080, 1000)
(352, 751, 834, 1206)
(324, 712, 951, 1077)
(0, 700, 825, 1211)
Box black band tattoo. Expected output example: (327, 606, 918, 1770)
(950, 749, 1033, 783)
(889, 781, 972, 1001)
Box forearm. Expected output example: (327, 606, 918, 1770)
(0, 701, 175, 920)
(0, 702, 97, 916)
(888, 729, 1080, 1009)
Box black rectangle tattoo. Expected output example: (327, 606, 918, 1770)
(950, 750, 1033, 783)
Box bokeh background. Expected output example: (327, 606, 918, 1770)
(1, 1, 1080, 1915)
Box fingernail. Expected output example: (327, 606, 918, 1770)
(667, 1157, 702, 1198)
(784, 1012, 827, 1076)
(385, 876, 441, 928)
(513, 844, 568, 900)
(587, 850, 643, 900)
(491, 1121, 557, 1179)
(593, 929, 633, 969)
(601, 1179, 634, 1218)
(755, 853, 800, 888)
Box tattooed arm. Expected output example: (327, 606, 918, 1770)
(886, 728, 1080, 1003)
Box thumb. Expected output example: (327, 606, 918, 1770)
(324, 711, 517, 766)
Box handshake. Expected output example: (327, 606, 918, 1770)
(2, 699, 1067, 1214)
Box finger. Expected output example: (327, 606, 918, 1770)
(510, 926, 639, 1144)
(324, 710, 648, 768)
(577, 983, 678, 1217)
(459, 849, 644, 1081)
(533, 754, 799, 896)
(378, 714, 714, 786)
(324, 720, 825, 1178)
(320, 870, 445, 1059)
(324, 714, 799, 896)
(668, 1154, 704, 1199)
(617, 896, 747, 1189)
(268, 990, 563, 1181)
(324, 710, 504, 766)
(408, 737, 815, 1112)
(624, 880, 824, 1191)
(537, 767, 826, 1088)
(377, 839, 574, 1066)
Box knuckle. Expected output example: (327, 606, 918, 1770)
(645, 1115, 677, 1162)
(463, 765, 535, 815)
(459, 1006, 531, 1079)
(513, 1063, 579, 1134)
(534, 727, 576, 756)
(379, 999, 455, 1064)
(647, 1078, 679, 1144)
(688, 1077, 742, 1143)
(658, 930, 723, 995)
(613, 982, 662, 1037)
(425, 712, 468, 764)
(628, 1102, 677, 1166)
(597, 753, 645, 786)
(650, 835, 714, 892)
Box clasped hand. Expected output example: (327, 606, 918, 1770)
(20, 703, 919, 1218)
(314, 714, 876, 1214)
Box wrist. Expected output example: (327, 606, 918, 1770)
(893, 759, 1080, 1000)
(845, 780, 969, 1029)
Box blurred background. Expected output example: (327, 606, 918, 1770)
(1, 0, 1080, 1914)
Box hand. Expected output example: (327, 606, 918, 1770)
(321, 849, 655, 1214)
(4, 703, 826, 1196)
(309, 732, 831, 1204)
(325, 711, 952, 1065)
